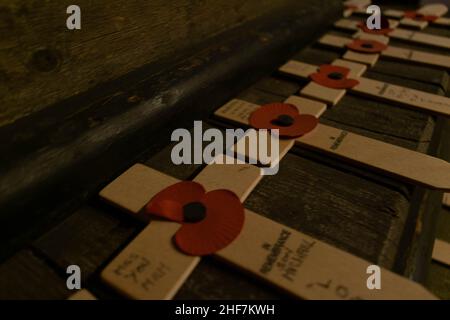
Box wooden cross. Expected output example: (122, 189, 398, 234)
(279, 59, 450, 118)
(318, 33, 450, 70)
(93, 4, 450, 299)
(216, 96, 450, 190)
(343, 0, 371, 18)
(98, 150, 437, 299)
(380, 4, 449, 29)
(97, 91, 450, 299)
(344, 2, 450, 28)
(334, 17, 450, 50)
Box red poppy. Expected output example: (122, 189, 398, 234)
(404, 11, 438, 22)
(309, 64, 359, 89)
(357, 17, 393, 35)
(145, 181, 245, 256)
(346, 39, 388, 53)
(249, 103, 318, 139)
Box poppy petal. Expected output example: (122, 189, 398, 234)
(343, 78, 360, 88)
(175, 190, 245, 256)
(346, 39, 387, 53)
(145, 181, 205, 222)
(318, 65, 350, 77)
(357, 21, 393, 35)
(249, 103, 318, 138)
(277, 114, 318, 138)
(249, 103, 298, 130)
(310, 64, 359, 89)
(404, 11, 438, 22)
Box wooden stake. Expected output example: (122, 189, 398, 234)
(334, 18, 450, 50)
(68, 289, 97, 300)
(215, 96, 450, 191)
(99, 163, 437, 300)
(432, 239, 450, 267)
(100, 161, 262, 299)
(319, 33, 450, 70)
(279, 60, 450, 117)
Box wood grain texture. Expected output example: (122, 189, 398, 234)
(0, 250, 70, 300)
(30, 123, 213, 288)
(175, 58, 445, 298)
(0, 2, 447, 299)
(0, 0, 318, 126)
(322, 39, 446, 85)
(244, 153, 409, 267)
(0, 1, 341, 262)
(426, 120, 450, 299)
(288, 49, 438, 153)
(20, 50, 447, 300)
(33, 204, 143, 280)
(334, 16, 450, 55)
(175, 256, 280, 299)
(426, 207, 450, 300)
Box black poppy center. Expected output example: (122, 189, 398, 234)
(328, 72, 344, 80)
(380, 16, 390, 29)
(271, 114, 294, 127)
(183, 202, 206, 223)
(361, 43, 373, 48)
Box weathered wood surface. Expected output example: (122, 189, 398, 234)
(0, 0, 341, 263)
(427, 206, 450, 300)
(0, 250, 70, 300)
(290, 47, 437, 152)
(337, 14, 450, 55)
(0, 0, 324, 126)
(314, 32, 449, 89)
(14, 50, 446, 299)
(0, 2, 448, 299)
(426, 120, 450, 299)
(34, 203, 143, 280)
